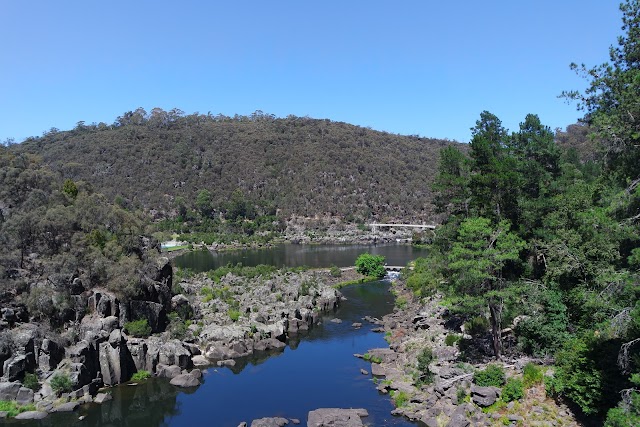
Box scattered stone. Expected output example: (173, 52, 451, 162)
(352, 323, 362, 328)
(290, 419, 300, 425)
(217, 359, 236, 367)
(360, 369, 369, 375)
(330, 318, 342, 324)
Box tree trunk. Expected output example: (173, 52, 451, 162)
(489, 301, 502, 359)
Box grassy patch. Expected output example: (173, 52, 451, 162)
(0, 400, 37, 417)
(131, 370, 152, 381)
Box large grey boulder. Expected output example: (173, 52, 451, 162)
(0, 381, 21, 400)
(307, 408, 368, 427)
(251, 417, 289, 427)
(158, 339, 192, 369)
(470, 385, 500, 407)
(447, 405, 470, 427)
(38, 338, 64, 372)
(16, 386, 34, 405)
(169, 372, 200, 388)
(99, 329, 135, 386)
(3, 354, 29, 381)
(156, 364, 182, 379)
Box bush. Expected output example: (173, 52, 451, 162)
(131, 370, 152, 381)
(329, 265, 342, 278)
(502, 378, 524, 402)
(355, 253, 386, 278)
(464, 316, 490, 337)
(391, 390, 409, 407)
(0, 400, 36, 418)
(523, 362, 544, 388)
(445, 334, 462, 346)
(125, 319, 152, 337)
(473, 364, 506, 387)
(22, 373, 39, 391)
(50, 373, 73, 394)
(228, 309, 241, 322)
(416, 346, 435, 384)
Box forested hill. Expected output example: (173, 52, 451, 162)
(10, 111, 462, 222)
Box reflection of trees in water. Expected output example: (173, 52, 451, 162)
(20, 379, 183, 427)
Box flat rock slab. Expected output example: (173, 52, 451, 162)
(15, 411, 49, 420)
(192, 355, 210, 366)
(53, 401, 80, 412)
(94, 392, 113, 404)
(251, 417, 289, 427)
(307, 408, 368, 427)
(370, 363, 385, 376)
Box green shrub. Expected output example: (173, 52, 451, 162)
(131, 370, 152, 381)
(329, 265, 342, 278)
(124, 319, 152, 337)
(228, 309, 241, 322)
(391, 390, 409, 407)
(464, 316, 490, 337)
(22, 372, 39, 391)
(0, 400, 37, 417)
(395, 296, 408, 309)
(416, 346, 435, 384)
(363, 353, 383, 364)
(523, 362, 544, 388)
(473, 364, 506, 387)
(355, 253, 386, 278)
(456, 387, 468, 404)
(50, 373, 73, 394)
(604, 390, 640, 427)
(445, 334, 462, 346)
(502, 378, 524, 402)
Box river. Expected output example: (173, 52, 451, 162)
(14, 245, 427, 427)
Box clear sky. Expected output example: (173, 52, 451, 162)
(0, 1, 624, 143)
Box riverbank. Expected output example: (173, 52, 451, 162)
(363, 280, 582, 426)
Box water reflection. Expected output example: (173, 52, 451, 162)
(174, 243, 427, 272)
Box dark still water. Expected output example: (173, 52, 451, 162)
(14, 282, 424, 427)
(174, 243, 428, 272)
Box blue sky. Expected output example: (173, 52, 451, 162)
(0, 1, 624, 143)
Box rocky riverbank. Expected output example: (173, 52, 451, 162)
(355, 281, 582, 427)
(0, 260, 342, 420)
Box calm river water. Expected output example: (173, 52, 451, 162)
(14, 245, 427, 427)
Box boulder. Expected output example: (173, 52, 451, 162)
(169, 373, 200, 388)
(250, 417, 289, 427)
(16, 386, 34, 405)
(192, 355, 209, 366)
(158, 340, 192, 369)
(156, 364, 182, 379)
(53, 401, 80, 412)
(471, 385, 500, 407)
(447, 405, 470, 427)
(254, 338, 286, 352)
(307, 408, 368, 427)
(3, 354, 29, 381)
(0, 381, 21, 400)
(98, 329, 135, 386)
(38, 338, 64, 372)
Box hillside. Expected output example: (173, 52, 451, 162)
(11, 110, 462, 222)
